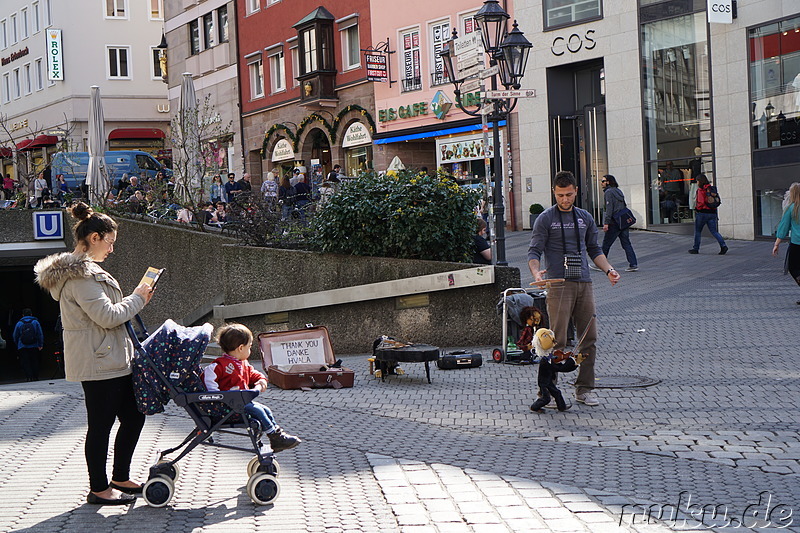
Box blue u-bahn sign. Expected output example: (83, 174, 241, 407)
(33, 211, 64, 240)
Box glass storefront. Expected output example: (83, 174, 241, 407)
(749, 16, 800, 150)
(344, 145, 372, 177)
(750, 15, 800, 237)
(641, 11, 712, 225)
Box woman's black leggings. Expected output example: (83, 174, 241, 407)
(788, 243, 800, 286)
(81, 374, 145, 493)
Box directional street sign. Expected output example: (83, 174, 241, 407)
(454, 32, 480, 55)
(457, 54, 483, 71)
(478, 105, 493, 116)
(483, 89, 537, 99)
(460, 78, 481, 93)
(457, 63, 482, 79)
(479, 65, 499, 79)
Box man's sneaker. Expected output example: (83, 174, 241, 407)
(625, 266, 638, 272)
(588, 264, 603, 271)
(267, 427, 302, 452)
(575, 392, 600, 406)
(688, 249, 699, 254)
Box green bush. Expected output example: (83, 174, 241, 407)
(529, 203, 545, 215)
(312, 169, 482, 262)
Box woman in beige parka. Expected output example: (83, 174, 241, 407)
(35, 202, 154, 505)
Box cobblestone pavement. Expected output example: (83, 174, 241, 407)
(0, 230, 797, 532)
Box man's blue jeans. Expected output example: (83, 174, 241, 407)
(693, 212, 726, 251)
(244, 402, 278, 434)
(602, 224, 638, 268)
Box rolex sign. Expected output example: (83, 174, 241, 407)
(46, 29, 64, 81)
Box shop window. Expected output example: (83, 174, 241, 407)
(249, 57, 264, 98)
(107, 46, 131, 79)
(430, 20, 450, 87)
(203, 12, 215, 49)
(345, 145, 372, 177)
(269, 50, 285, 93)
(341, 24, 360, 70)
(641, 11, 711, 225)
(189, 20, 200, 55)
(105, 0, 127, 19)
(749, 15, 800, 151)
(400, 28, 421, 92)
(543, 0, 602, 30)
(218, 6, 229, 43)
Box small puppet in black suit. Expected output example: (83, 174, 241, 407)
(529, 328, 585, 412)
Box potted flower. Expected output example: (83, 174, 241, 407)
(529, 203, 545, 229)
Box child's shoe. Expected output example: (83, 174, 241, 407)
(267, 427, 302, 452)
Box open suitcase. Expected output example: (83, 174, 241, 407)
(258, 325, 354, 390)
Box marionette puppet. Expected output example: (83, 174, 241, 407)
(529, 328, 586, 412)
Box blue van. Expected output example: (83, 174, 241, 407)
(51, 151, 172, 190)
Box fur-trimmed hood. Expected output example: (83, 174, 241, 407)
(34, 252, 96, 300)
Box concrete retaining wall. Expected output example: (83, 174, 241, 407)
(1, 210, 520, 354)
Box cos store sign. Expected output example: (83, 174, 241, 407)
(551, 30, 596, 56)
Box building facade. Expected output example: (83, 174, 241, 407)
(238, 0, 374, 190)
(514, 0, 800, 240)
(369, 1, 523, 227)
(0, 0, 169, 181)
(164, 0, 241, 180)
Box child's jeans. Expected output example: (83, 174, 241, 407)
(244, 402, 278, 434)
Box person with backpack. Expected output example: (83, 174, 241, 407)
(689, 174, 728, 255)
(13, 309, 44, 381)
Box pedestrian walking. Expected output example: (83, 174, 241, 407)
(33, 172, 48, 208)
(528, 170, 620, 407)
(772, 182, 800, 304)
(34, 201, 155, 505)
(12, 309, 44, 381)
(261, 170, 279, 210)
(689, 174, 728, 255)
(600, 175, 638, 271)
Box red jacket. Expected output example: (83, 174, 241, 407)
(203, 354, 266, 391)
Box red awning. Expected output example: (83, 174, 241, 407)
(109, 128, 166, 140)
(26, 135, 59, 149)
(15, 139, 33, 150)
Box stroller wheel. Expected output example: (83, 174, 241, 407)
(156, 459, 180, 481)
(247, 473, 280, 505)
(492, 349, 503, 363)
(143, 475, 174, 508)
(248, 456, 281, 477)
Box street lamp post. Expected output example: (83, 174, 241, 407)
(439, 0, 531, 266)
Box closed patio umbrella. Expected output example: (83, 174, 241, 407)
(85, 85, 109, 204)
(179, 72, 200, 201)
(387, 156, 405, 172)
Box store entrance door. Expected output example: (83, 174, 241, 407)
(550, 104, 608, 223)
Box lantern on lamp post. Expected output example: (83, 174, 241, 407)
(439, 1, 531, 266)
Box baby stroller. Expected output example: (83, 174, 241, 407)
(128, 316, 281, 507)
(493, 287, 548, 364)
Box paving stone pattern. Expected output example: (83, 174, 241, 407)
(0, 230, 797, 532)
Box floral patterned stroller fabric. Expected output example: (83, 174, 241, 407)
(133, 319, 213, 415)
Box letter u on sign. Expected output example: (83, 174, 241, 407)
(33, 211, 64, 240)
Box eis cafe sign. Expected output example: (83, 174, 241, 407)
(46, 29, 64, 81)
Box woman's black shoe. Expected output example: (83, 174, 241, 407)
(109, 482, 143, 495)
(86, 492, 136, 505)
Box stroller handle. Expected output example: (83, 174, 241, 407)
(125, 314, 149, 351)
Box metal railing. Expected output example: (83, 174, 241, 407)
(401, 76, 422, 93)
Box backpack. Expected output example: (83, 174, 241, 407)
(705, 186, 722, 209)
(19, 321, 37, 345)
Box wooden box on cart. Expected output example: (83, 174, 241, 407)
(258, 326, 354, 390)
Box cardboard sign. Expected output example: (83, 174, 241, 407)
(269, 337, 326, 365)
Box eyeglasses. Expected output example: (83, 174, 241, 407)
(601, 180, 608, 184)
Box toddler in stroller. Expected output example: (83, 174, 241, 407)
(130, 317, 295, 507)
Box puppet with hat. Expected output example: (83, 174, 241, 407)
(529, 328, 586, 412)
